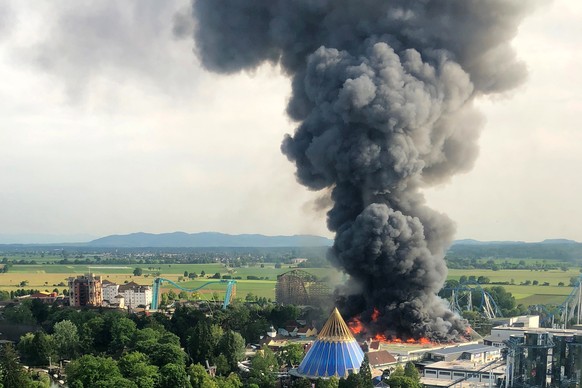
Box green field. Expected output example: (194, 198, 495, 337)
(0, 263, 342, 301)
(447, 268, 578, 305)
(0, 262, 578, 306)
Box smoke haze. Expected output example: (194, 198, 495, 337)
(189, 0, 539, 340)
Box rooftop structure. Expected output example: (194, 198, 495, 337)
(292, 307, 365, 379)
(426, 343, 501, 363)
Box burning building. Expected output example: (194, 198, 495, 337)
(291, 307, 365, 379)
(188, 1, 539, 341)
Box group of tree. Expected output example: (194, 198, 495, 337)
(0, 343, 51, 387)
(386, 362, 422, 388)
(0, 294, 393, 387)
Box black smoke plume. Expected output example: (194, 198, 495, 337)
(188, 0, 538, 341)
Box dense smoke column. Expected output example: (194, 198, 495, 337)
(189, 0, 537, 341)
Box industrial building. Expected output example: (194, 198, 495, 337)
(418, 343, 504, 387)
(480, 315, 582, 387)
(68, 273, 103, 307)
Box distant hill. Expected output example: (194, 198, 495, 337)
(87, 232, 334, 248)
(448, 239, 582, 261)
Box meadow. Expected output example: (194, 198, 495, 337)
(0, 262, 342, 301)
(0, 259, 579, 306)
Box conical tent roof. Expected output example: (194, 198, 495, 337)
(296, 307, 365, 379)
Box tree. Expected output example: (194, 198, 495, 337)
(212, 272, 221, 279)
(360, 356, 373, 386)
(3, 303, 35, 324)
(215, 354, 230, 376)
(110, 317, 137, 353)
(66, 355, 124, 388)
(216, 373, 243, 388)
(215, 331, 245, 373)
(158, 363, 191, 388)
(19, 331, 56, 366)
(248, 348, 279, 388)
(80, 316, 110, 354)
(31, 332, 55, 366)
(30, 299, 49, 324)
(292, 379, 312, 388)
(189, 363, 218, 388)
(316, 377, 340, 388)
(183, 271, 189, 278)
(386, 376, 422, 388)
(0, 343, 32, 388)
(280, 343, 304, 367)
(53, 320, 80, 359)
(187, 320, 220, 365)
(17, 333, 36, 365)
(133, 268, 143, 276)
(387, 364, 421, 388)
(269, 305, 299, 327)
(484, 286, 517, 316)
(118, 352, 159, 388)
(147, 343, 186, 368)
(404, 362, 420, 382)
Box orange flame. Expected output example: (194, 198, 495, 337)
(372, 333, 433, 345)
(347, 309, 435, 346)
(371, 308, 380, 322)
(347, 316, 364, 335)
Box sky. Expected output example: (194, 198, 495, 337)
(0, 1, 580, 243)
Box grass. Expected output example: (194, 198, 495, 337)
(0, 262, 578, 306)
(447, 269, 578, 305)
(447, 268, 579, 286)
(0, 263, 338, 301)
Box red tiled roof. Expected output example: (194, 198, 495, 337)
(367, 351, 397, 366)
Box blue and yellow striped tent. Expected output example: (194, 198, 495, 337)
(295, 307, 365, 379)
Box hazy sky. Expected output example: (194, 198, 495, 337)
(0, 1, 580, 242)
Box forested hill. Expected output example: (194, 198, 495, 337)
(447, 239, 582, 261)
(87, 232, 334, 248)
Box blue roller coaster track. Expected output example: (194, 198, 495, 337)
(440, 283, 503, 319)
(151, 277, 236, 310)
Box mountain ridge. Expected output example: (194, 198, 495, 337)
(87, 231, 334, 248)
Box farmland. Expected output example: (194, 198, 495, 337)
(0, 256, 579, 306)
(0, 262, 342, 300)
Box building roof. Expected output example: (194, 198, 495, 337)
(430, 344, 498, 356)
(367, 351, 397, 366)
(296, 308, 364, 379)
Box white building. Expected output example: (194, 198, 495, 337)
(102, 281, 120, 303)
(119, 282, 153, 308)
